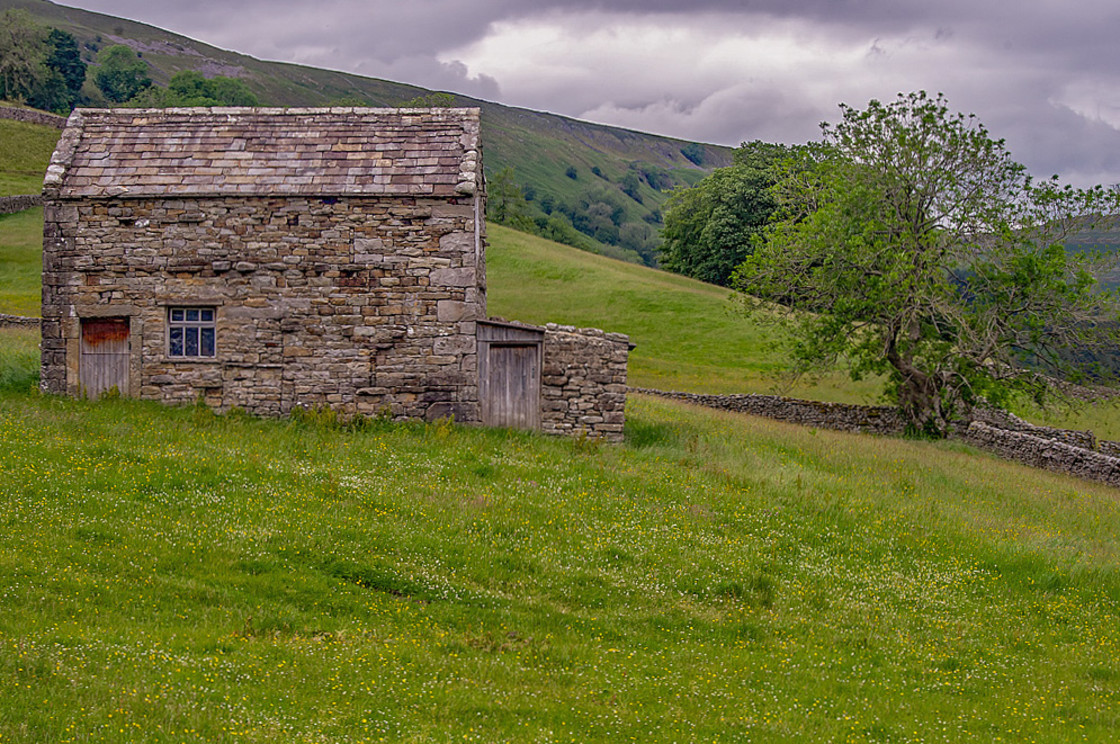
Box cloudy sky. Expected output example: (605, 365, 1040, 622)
(60, 0, 1120, 186)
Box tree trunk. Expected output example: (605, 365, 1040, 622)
(887, 334, 949, 437)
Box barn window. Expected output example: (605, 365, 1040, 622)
(168, 307, 216, 358)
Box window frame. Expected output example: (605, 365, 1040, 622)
(167, 306, 217, 360)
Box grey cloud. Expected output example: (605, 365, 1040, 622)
(64, 0, 501, 62)
(58, 0, 1120, 185)
(65, 0, 504, 97)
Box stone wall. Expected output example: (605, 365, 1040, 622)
(965, 406, 1097, 449)
(542, 324, 630, 442)
(635, 386, 1120, 487)
(0, 106, 66, 128)
(630, 387, 906, 435)
(41, 195, 485, 422)
(0, 314, 41, 328)
(0, 195, 43, 215)
(1097, 440, 1120, 458)
(962, 422, 1120, 487)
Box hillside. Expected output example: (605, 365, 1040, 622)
(0, 0, 733, 264)
(487, 225, 883, 404)
(0, 113, 60, 195)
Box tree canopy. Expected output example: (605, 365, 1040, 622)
(660, 141, 792, 286)
(734, 92, 1120, 435)
(126, 70, 258, 107)
(0, 11, 85, 113)
(93, 45, 151, 103)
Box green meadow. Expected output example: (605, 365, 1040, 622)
(2, 118, 1120, 739)
(0, 116, 60, 196)
(0, 208, 43, 317)
(2, 337, 1120, 741)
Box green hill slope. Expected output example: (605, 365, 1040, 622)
(1, 0, 733, 264)
(1, 348, 1120, 741)
(488, 225, 881, 403)
(0, 112, 61, 195)
(0, 208, 42, 315)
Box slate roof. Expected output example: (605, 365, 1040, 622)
(43, 107, 482, 199)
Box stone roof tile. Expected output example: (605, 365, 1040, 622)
(45, 107, 483, 199)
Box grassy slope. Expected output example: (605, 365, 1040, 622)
(0, 208, 43, 316)
(1, 342, 1120, 741)
(488, 224, 881, 403)
(0, 117, 59, 195)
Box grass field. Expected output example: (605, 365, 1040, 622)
(0, 208, 43, 316)
(3, 211, 1120, 739)
(1, 328, 1120, 741)
(0, 118, 59, 196)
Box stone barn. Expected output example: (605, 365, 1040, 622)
(40, 107, 629, 440)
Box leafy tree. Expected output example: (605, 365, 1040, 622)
(0, 10, 48, 104)
(619, 222, 661, 266)
(619, 170, 642, 203)
(660, 141, 791, 286)
(197, 74, 258, 106)
(486, 167, 532, 229)
(681, 142, 705, 166)
(126, 70, 258, 107)
(638, 163, 673, 191)
(583, 202, 619, 245)
(93, 44, 151, 103)
(735, 92, 1120, 435)
(399, 92, 455, 108)
(536, 214, 598, 252)
(44, 29, 85, 109)
(0, 12, 83, 113)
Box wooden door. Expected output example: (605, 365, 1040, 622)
(482, 344, 540, 429)
(80, 317, 130, 398)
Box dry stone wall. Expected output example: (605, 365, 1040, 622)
(0, 195, 43, 214)
(1097, 440, 1120, 458)
(41, 195, 485, 422)
(966, 406, 1097, 449)
(962, 422, 1120, 487)
(634, 387, 1120, 487)
(0, 106, 66, 128)
(542, 325, 630, 442)
(0, 314, 41, 328)
(630, 387, 906, 435)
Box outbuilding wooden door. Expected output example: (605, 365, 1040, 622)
(80, 317, 130, 398)
(482, 344, 541, 429)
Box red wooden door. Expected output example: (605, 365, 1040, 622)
(80, 318, 130, 398)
